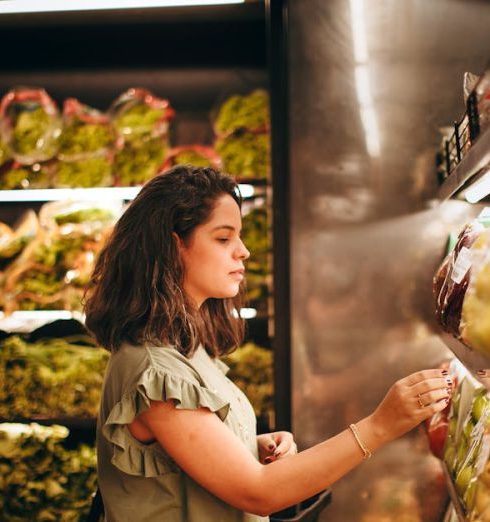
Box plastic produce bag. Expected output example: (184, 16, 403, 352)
(110, 88, 174, 185)
(0, 87, 61, 164)
(0, 210, 38, 261)
(433, 209, 490, 355)
(54, 98, 116, 187)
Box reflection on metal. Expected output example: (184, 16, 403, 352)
(350, 0, 380, 157)
(288, 0, 490, 520)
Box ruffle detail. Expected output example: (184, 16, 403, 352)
(102, 366, 230, 477)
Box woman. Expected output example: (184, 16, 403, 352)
(85, 165, 452, 521)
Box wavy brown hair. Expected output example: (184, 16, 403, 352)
(84, 165, 245, 357)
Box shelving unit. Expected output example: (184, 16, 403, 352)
(438, 125, 490, 201)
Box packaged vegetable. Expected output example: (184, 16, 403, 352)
(0, 87, 61, 164)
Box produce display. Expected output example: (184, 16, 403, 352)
(440, 361, 490, 518)
(214, 90, 270, 180)
(0, 422, 97, 521)
(222, 342, 273, 419)
(434, 211, 490, 354)
(0, 200, 119, 314)
(241, 207, 270, 314)
(0, 335, 108, 419)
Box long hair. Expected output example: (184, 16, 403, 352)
(84, 165, 245, 357)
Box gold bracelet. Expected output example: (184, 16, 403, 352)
(349, 423, 372, 460)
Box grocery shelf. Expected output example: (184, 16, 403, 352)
(442, 463, 467, 522)
(0, 310, 85, 333)
(440, 332, 490, 389)
(0, 183, 263, 202)
(438, 125, 490, 201)
(0, 308, 258, 333)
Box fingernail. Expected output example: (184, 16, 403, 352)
(442, 370, 449, 376)
(477, 370, 487, 376)
(268, 444, 276, 451)
(446, 377, 452, 385)
(274, 451, 281, 458)
(264, 457, 273, 463)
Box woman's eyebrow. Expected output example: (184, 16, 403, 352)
(211, 225, 236, 232)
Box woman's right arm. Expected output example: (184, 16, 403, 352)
(136, 368, 451, 517)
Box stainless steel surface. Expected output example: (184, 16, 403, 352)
(288, 1, 490, 520)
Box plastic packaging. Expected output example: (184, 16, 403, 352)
(0, 87, 61, 164)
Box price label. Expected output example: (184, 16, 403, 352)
(451, 247, 472, 284)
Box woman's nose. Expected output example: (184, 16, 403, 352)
(237, 240, 250, 260)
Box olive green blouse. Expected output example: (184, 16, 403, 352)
(96, 342, 269, 522)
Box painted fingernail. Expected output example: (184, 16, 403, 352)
(477, 370, 487, 376)
(442, 370, 449, 375)
(268, 444, 276, 451)
(264, 457, 273, 464)
(446, 377, 453, 385)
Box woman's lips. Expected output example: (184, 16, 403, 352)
(229, 270, 245, 280)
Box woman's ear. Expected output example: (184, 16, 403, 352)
(172, 232, 184, 254)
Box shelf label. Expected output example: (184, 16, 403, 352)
(451, 246, 472, 284)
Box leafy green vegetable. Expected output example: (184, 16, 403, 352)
(0, 422, 97, 521)
(0, 141, 10, 167)
(242, 208, 270, 307)
(172, 150, 214, 168)
(114, 137, 167, 186)
(214, 90, 270, 136)
(113, 104, 166, 138)
(215, 132, 270, 180)
(54, 208, 115, 226)
(55, 157, 112, 188)
(12, 108, 58, 159)
(0, 336, 108, 419)
(58, 121, 114, 156)
(222, 343, 273, 418)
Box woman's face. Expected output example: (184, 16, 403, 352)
(178, 194, 250, 307)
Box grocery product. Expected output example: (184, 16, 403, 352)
(55, 98, 116, 188)
(163, 145, 222, 170)
(214, 90, 270, 137)
(434, 210, 490, 354)
(0, 87, 61, 164)
(110, 88, 174, 186)
(0, 422, 97, 521)
(222, 342, 273, 418)
(0, 335, 108, 419)
(0, 200, 119, 313)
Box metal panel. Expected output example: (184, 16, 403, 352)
(288, 1, 490, 520)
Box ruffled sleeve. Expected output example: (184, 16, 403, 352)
(102, 362, 230, 477)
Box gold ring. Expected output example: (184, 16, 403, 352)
(417, 394, 425, 408)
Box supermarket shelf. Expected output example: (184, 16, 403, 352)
(442, 463, 467, 522)
(438, 126, 490, 201)
(440, 332, 490, 388)
(0, 308, 259, 333)
(0, 310, 85, 333)
(0, 183, 263, 202)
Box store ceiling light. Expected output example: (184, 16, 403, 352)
(0, 0, 244, 15)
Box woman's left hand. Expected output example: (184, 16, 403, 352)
(257, 431, 298, 465)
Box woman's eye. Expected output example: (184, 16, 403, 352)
(217, 238, 229, 243)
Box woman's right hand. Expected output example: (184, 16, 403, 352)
(368, 369, 452, 445)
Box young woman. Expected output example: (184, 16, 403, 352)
(85, 165, 452, 522)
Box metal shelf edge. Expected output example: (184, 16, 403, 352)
(442, 463, 467, 522)
(438, 127, 490, 201)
